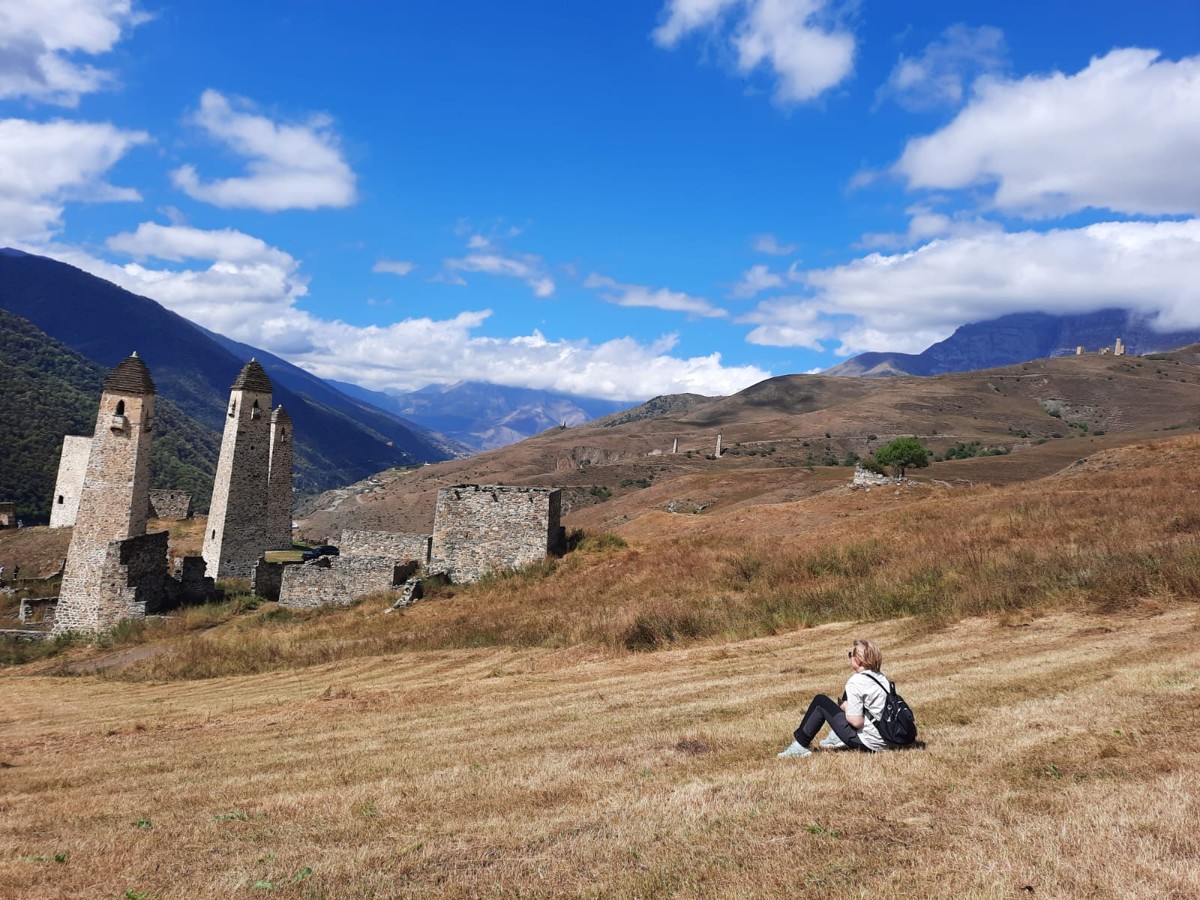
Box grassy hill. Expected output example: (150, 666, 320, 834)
(294, 347, 1200, 541)
(2, 434, 1198, 896)
(0, 308, 219, 520)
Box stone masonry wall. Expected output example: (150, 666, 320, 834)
(49, 435, 92, 527)
(430, 485, 564, 583)
(54, 532, 168, 632)
(203, 385, 272, 579)
(339, 529, 431, 563)
(56, 380, 155, 633)
(0, 502, 14, 528)
(148, 489, 192, 520)
(266, 407, 294, 551)
(278, 556, 402, 610)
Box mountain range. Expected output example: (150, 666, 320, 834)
(825, 309, 1200, 377)
(0, 249, 454, 508)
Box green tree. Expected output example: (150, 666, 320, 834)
(873, 437, 930, 478)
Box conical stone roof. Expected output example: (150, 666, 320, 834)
(102, 352, 156, 395)
(231, 359, 273, 393)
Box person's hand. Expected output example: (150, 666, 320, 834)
(839, 701, 847, 711)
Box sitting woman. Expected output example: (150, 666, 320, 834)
(778, 638, 895, 758)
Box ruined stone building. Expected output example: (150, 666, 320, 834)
(0, 502, 15, 528)
(274, 486, 565, 610)
(53, 354, 210, 633)
(49, 436, 91, 527)
(202, 360, 294, 579)
(430, 485, 565, 583)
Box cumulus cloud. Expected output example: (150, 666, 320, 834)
(893, 49, 1200, 218)
(857, 204, 1001, 250)
(729, 263, 784, 298)
(745, 219, 1200, 355)
(879, 24, 1007, 111)
(752, 233, 797, 255)
(0, 0, 146, 105)
(49, 225, 764, 401)
(653, 0, 855, 105)
(373, 259, 416, 276)
(0, 117, 147, 243)
(170, 90, 357, 211)
(585, 273, 728, 318)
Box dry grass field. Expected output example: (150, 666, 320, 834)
(3, 435, 1200, 897)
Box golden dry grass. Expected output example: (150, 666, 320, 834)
(3, 436, 1200, 896)
(2, 608, 1199, 898)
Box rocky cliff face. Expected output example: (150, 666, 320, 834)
(827, 309, 1200, 377)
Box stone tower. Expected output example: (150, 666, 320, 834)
(203, 360, 274, 579)
(55, 353, 157, 631)
(266, 405, 294, 551)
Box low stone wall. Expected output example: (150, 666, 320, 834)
(430, 485, 565, 583)
(339, 529, 430, 563)
(148, 490, 193, 520)
(278, 556, 403, 610)
(252, 559, 285, 603)
(852, 465, 895, 487)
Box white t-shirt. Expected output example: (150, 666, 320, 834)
(844, 670, 893, 752)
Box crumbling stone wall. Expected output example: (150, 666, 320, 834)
(49, 435, 92, 527)
(278, 557, 404, 610)
(430, 485, 565, 583)
(340, 529, 431, 563)
(148, 490, 192, 521)
(252, 559, 285, 603)
(0, 502, 14, 528)
(852, 464, 894, 487)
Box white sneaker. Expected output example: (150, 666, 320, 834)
(819, 732, 847, 750)
(777, 740, 812, 759)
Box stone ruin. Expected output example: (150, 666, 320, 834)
(0, 502, 14, 528)
(53, 354, 215, 633)
(50, 356, 295, 634)
(51, 442, 193, 526)
(852, 463, 896, 487)
(270, 485, 566, 610)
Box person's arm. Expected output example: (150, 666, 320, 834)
(843, 677, 866, 729)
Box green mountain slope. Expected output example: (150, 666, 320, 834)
(0, 308, 219, 522)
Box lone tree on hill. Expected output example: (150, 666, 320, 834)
(873, 437, 930, 478)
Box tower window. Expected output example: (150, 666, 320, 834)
(115, 400, 125, 416)
(58, 495, 64, 504)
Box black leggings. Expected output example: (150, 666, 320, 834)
(793, 694, 870, 750)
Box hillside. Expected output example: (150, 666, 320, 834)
(0, 249, 452, 494)
(3, 431, 1199, 897)
(296, 349, 1200, 541)
(0, 308, 219, 520)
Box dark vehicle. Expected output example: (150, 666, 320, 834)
(301, 545, 340, 561)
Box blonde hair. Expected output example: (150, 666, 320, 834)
(851, 638, 883, 672)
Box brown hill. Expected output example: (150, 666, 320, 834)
(296, 351, 1200, 542)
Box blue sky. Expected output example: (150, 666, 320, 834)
(3, 1, 1199, 401)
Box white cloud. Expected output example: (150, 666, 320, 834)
(43, 226, 764, 401)
(585, 273, 728, 318)
(746, 219, 1200, 355)
(894, 48, 1200, 218)
(373, 259, 416, 276)
(752, 233, 797, 255)
(289, 325, 770, 401)
(879, 24, 1007, 111)
(0, 117, 147, 242)
(0, 0, 146, 106)
(653, 0, 855, 105)
(740, 297, 832, 349)
(857, 204, 1001, 250)
(445, 251, 556, 298)
(170, 90, 357, 211)
(729, 263, 783, 298)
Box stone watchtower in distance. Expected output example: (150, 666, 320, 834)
(266, 405, 294, 551)
(55, 353, 156, 631)
(203, 360, 275, 579)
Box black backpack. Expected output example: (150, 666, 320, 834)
(861, 672, 918, 746)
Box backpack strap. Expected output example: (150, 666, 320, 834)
(858, 671, 890, 722)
